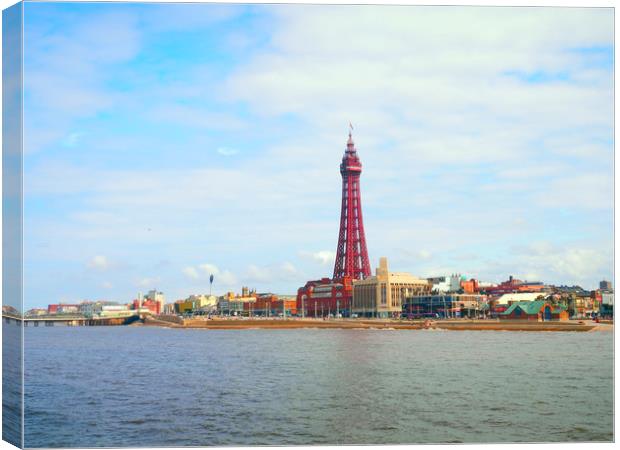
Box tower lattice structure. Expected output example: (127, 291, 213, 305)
(333, 131, 371, 281)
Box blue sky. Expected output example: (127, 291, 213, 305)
(21, 3, 613, 309)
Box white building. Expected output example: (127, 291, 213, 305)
(429, 274, 466, 293)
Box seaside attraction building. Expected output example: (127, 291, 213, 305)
(498, 300, 568, 321)
(297, 130, 372, 317)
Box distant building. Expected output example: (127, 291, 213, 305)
(600, 280, 613, 292)
(97, 304, 132, 318)
(47, 304, 80, 314)
(460, 278, 479, 294)
(175, 300, 194, 315)
(449, 274, 463, 292)
(573, 291, 598, 318)
(132, 298, 161, 315)
(552, 285, 590, 295)
(492, 292, 546, 314)
(217, 291, 257, 316)
(428, 274, 479, 294)
(188, 294, 217, 311)
(428, 276, 450, 293)
(484, 276, 545, 295)
(600, 293, 614, 317)
(146, 290, 165, 315)
(79, 300, 119, 317)
(244, 294, 297, 317)
(352, 257, 430, 318)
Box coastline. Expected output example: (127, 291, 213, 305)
(140, 316, 610, 332)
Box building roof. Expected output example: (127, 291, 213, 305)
(496, 292, 545, 304)
(501, 300, 548, 315)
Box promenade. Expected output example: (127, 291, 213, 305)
(143, 316, 607, 332)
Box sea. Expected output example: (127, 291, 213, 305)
(14, 326, 614, 447)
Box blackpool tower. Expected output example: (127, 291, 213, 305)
(332, 129, 371, 281)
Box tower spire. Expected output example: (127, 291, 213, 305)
(347, 123, 355, 152)
(333, 127, 371, 281)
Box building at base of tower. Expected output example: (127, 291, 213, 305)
(296, 258, 431, 318)
(296, 276, 353, 318)
(352, 257, 431, 318)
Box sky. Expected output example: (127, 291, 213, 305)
(20, 3, 613, 309)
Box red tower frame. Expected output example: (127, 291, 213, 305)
(333, 131, 371, 281)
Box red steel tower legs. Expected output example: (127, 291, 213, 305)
(333, 131, 371, 281)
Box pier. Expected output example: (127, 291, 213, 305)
(4, 314, 141, 327)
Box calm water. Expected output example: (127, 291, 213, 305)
(3, 321, 22, 447)
(23, 326, 613, 447)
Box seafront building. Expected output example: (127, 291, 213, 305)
(217, 290, 257, 316)
(244, 294, 297, 317)
(352, 257, 430, 318)
(403, 293, 486, 318)
(297, 277, 352, 318)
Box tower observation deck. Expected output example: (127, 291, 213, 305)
(332, 130, 371, 281)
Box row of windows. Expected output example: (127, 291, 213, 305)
(353, 282, 429, 310)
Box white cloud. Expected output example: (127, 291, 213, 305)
(245, 262, 302, 285)
(183, 263, 237, 288)
(136, 277, 160, 288)
(299, 250, 336, 266)
(87, 255, 110, 270)
(246, 264, 271, 283)
(281, 261, 298, 275)
(182, 267, 200, 280)
(198, 263, 220, 277)
(101, 281, 113, 289)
